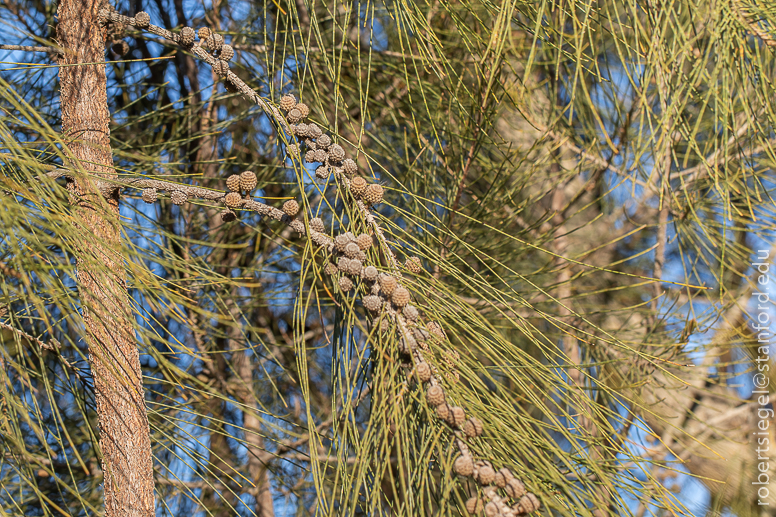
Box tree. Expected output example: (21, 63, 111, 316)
(0, 0, 775, 516)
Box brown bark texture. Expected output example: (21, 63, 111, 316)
(56, 0, 155, 515)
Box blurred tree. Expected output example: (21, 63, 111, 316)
(0, 0, 775, 516)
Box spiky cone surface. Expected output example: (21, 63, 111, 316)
(391, 286, 410, 307)
(220, 44, 234, 61)
(220, 209, 236, 222)
(484, 502, 499, 517)
(402, 304, 419, 322)
(324, 262, 339, 276)
(378, 274, 398, 296)
(283, 199, 299, 217)
(363, 184, 384, 205)
(466, 498, 484, 515)
(350, 176, 367, 197)
(428, 321, 446, 340)
(295, 124, 309, 138)
(214, 60, 229, 78)
(454, 455, 474, 477)
(224, 192, 242, 208)
(277, 96, 296, 114)
(446, 406, 466, 427)
(426, 385, 445, 407)
(286, 143, 300, 159)
(436, 403, 451, 421)
(296, 103, 310, 118)
(170, 191, 187, 205)
(226, 174, 241, 192)
(493, 472, 507, 488)
(198, 27, 212, 40)
(179, 27, 195, 46)
(206, 33, 223, 52)
(307, 123, 322, 139)
(312, 149, 327, 162)
(338, 276, 354, 292)
(337, 257, 351, 273)
(362, 295, 382, 312)
(464, 417, 484, 438)
(516, 494, 540, 514)
(415, 362, 432, 382)
(328, 144, 345, 162)
(334, 235, 350, 253)
(134, 11, 151, 27)
(405, 256, 423, 274)
(356, 233, 372, 250)
(478, 465, 496, 485)
(505, 478, 526, 499)
(361, 265, 378, 282)
(315, 166, 330, 180)
(499, 468, 514, 482)
(344, 242, 360, 259)
(310, 217, 325, 233)
(343, 158, 358, 175)
(239, 171, 257, 191)
(316, 134, 332, 149)
(288, 108, 304, 123)
(346, 259, 362, 277)
(142, 188, 157, 204)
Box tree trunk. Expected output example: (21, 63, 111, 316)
(57, 1, 155, 515)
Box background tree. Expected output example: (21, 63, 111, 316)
(0, 0, 775, 516)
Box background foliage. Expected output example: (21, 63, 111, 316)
(1, 0, 775, 515)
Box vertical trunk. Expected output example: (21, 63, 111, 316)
(57, 1, 155, 516)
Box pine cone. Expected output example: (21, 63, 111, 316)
(405, 256, 422, 274)
(426, 385, 445, 406)
(344, 242, 360, 259)
(280, 94, 297, 112)
(226, 174, 241, 192)
(329, 144, 345, 161)
(363, 184, 384, 205)
(350, 177, 367, 197)
(454, 455, 474, 477)
(391, 286, 410, 307)
(224, 192, 242, 208)
(339, 276, 354, 292)
(170, 190, 187, 205)
(378, 274, 397, 296)
(283, 199, 299, 217)
(343, 158, 358, 175)
(239, 171, 257, 191)
(402, 305, 419, 322)
(361, 265, 378, 282)
(307, 123, 323, 139)
(134, 11, 151, 28)
(141, 188, 157, 203)
(220, 44, 234, 61)
(464, 417, 484, 438)
(356, 233, 372, 250)
(363, 295, 382, 312)
(288, 108, 303, 123)
(180, 27, 195, 46)
(415, 362, 432, 382)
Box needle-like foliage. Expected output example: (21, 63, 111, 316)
(1, 0, 775, 516)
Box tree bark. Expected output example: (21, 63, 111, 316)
(57, 1, 155, 515)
